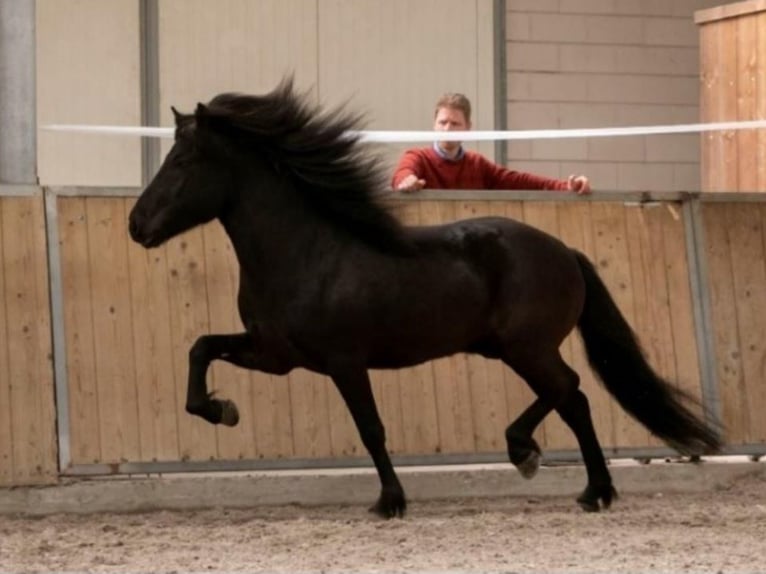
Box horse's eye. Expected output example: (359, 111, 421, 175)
(175, 154, 194, 167)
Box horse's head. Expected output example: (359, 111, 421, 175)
(129, 104, 234, 248)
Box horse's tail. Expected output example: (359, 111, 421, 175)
(573, 250, 722, 455)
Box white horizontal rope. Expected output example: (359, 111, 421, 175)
(41, 119, 766, 142)
(43, 125, 174, 137)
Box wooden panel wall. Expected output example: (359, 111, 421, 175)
(0, 195, 57, 486)
(59, 196, 703, 466)
(698, 5, 766, 191)
(2, 192, 761, 483)
(702, 201, 766, 445)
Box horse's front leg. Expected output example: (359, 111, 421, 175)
(186, 332, 266, 426)
(331, 366, 406, 519)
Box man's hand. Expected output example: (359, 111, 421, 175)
(396, 174, 427, 193)
(567, 174, 591, 195)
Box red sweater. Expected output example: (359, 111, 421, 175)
(391, 147, 569, 191)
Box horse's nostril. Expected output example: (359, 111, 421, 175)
(128, 215, 141, 241)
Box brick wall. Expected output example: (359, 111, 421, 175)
(505, 0, 724, 191)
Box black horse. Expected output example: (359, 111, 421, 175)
(128, 78, 721, 518)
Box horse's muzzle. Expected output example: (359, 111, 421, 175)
(127, 210, 159, 247)
(128, 211, 144, 244)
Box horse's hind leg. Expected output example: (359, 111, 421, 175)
(505, 398, 550, 479)
(503, 348, 615, 510)
(330, 367, 405, 519)
(555, 389, 617, 511)
(502, 347, 573, 479)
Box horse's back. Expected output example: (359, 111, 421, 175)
(407, 215, 585, 348)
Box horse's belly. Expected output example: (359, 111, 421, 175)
(365, 325, 484, 369)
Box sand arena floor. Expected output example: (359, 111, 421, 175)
(1, 464, 765, 573)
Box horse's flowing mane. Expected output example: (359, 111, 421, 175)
(201, 78, 411, 253)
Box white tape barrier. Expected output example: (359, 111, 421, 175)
(42, 119, 766, 142)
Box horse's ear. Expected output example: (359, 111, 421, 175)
(171, 106, 183, 125)
(194, 103, 213, 131)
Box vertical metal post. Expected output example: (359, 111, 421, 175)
(493, 0, 507, 167)
(44, 188, 71, 472)
(0, 0, 36, 183)
(140, 0, 160, 184)
(682, 196, 723, 434)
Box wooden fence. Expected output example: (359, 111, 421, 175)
(0, 187, 764, 487)
(0, 191, 57, 486)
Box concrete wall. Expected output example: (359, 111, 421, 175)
(505, 0, 724, 191)
(0, 1, 36, 183)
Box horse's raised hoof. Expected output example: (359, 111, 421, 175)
(218, 399, 240, 426)
(368, 487, 407, 519)
(514, 450, 542, 479)
(576, 483, 618, 512)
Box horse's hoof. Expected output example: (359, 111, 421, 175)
(577, 484, 618, 512)
(219, 399, 240, 426)
(515, 450, 541, 479)
(368, 488, 407, 519)
(577, 496, 601, 512)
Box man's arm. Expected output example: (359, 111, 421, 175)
(483, 158, 590, 194)
(391, 150, 427, 192)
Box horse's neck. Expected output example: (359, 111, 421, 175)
(218, 181, 334, 277)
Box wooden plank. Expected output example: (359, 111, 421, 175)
(556, 202, 617, 450)
(418, 201, 475, 454)
(201, 222, 257, 461)
(398, 200, 441, 454)
(57, 197, 100, 465)
(757, 12, 766, 191)
(369, 369, 405, 456)
(590, 202, 646, 449)
(198, 226, 296, 461)
(623, 205, 668, 449)
(249, 371, 295, 460)
(364, 192, 407, 457)
(125, 198, 180, 463)
(661, 204, 705, 412)
(754, 202, 766, 442)
(0, 199, 11, 484)
(699, 22, 715, 192)
(164, 227, 218, 460)
(326, 381, 364, 459)
(456, 200, 507, 452)
(395, 203, 440, 454)
(86, 198, 140, 463)
(737, 14, 759, 191)
(700, 19, 739, 191)
(29, 196, 59, 482)
(520, 202, 575, 451)
(720, 18, 740, 192)
(501, 201, 544, 447)
(2, 197, 57, 484)
(641, 207, 679, 382)
(726, 204, 766, 443)
(286, 368, 332, 458)
(480, 200, 516, 451)
(695, 0, 766, 25)
(703, 204, 747, 443)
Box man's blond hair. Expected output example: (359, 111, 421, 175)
(434, 93, 471, 123)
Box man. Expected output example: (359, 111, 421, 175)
(391, 93, 591, 195)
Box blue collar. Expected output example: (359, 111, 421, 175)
(433, 141, 465, 162)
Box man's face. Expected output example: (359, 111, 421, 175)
(433, 106, 471, 154)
